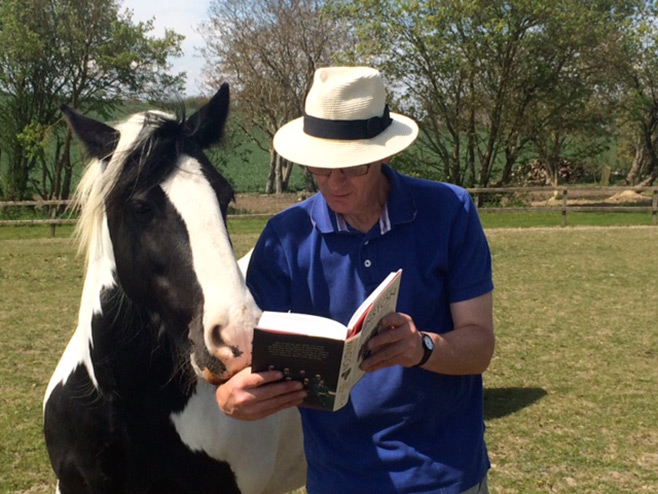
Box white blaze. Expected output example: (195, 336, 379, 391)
(161, 156, 260, 373)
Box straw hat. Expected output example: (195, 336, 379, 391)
(273, 67, 419, 168)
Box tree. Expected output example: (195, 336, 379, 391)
(616, 3, 658, 186)
(0, 0, 184, 200)
(331, 0, 642, 188)
(200, 0, 350, 193)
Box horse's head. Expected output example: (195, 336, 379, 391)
(62, 84, 260, 384)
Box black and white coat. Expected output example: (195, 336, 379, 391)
(43, 86, 305, 494)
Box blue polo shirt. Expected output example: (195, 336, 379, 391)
(246, 166, 493, 494)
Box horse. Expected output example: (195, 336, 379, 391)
(43, 84, 306, 494)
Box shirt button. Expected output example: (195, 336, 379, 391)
(364, 260, 372, 268)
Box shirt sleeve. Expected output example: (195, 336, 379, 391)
(245, 222, 293, 312)
(446, 192, 494, 303)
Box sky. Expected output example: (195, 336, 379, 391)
(120, 0, 211, 96)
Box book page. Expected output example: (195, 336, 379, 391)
(334, 270, 402, 408)
(346, 269, 403, 336)
(256, 311, 349, 340)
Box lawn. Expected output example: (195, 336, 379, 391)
(1, 223, 657, 493)
(484, 226, 658, 492)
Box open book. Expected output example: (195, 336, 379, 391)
(251, 269, 402, 411)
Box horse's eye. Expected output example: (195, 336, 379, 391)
(130, 199, 153, 218)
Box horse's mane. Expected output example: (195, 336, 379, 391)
(73, 110, 185, 267)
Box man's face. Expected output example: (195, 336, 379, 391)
(312, 161, 385, 217)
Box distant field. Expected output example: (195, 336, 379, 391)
(1, 224, 656, 493)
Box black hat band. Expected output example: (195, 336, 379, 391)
(303, 105, 393, 141)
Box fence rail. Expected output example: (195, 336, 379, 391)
(1, 186, 657, 236)
(466, 186, 658, 227)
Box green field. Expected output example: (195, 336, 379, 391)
(1, 222, 657, 493)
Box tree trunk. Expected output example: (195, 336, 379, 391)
(625, 136, 648, 186)
(303, 167, 317, 193)
(281, 157, 294, 192)
(265, 149, 276, 194)
(274, 154, 283, 194)
(7, 150, 31, 200)
(450, 135, 461, 186)
(59, 130, 74, 200)
(466, 101, 476, 188)
(500, 144, 517, 186)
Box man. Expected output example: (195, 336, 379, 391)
(216, 66, 494, 494)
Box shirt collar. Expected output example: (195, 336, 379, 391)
(334, 202, 391, 233)
(310, 165, 417, 234)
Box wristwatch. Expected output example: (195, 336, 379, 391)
(413, 332, 434, 367)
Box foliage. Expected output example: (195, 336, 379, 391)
(329, 0, 646, 187)
(0, 0, 185, 201)
(614, 1, 658, 185)
(2, 0, 658, 199)
(200, 0, 350, 193)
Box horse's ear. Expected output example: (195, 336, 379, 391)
(61, 105, 120, 160)
(184, 83, 230, 149)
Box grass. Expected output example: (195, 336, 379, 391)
(484, 227, 658, 492)
(1, 221, 657, 493)
(478, 210, 654, 228)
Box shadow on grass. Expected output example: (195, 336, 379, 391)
(484, 387, 547, 420)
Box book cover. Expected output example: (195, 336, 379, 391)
(251, 269, 402, 411)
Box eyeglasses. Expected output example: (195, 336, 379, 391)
(305, 164, 371, 177)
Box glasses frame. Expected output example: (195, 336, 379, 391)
(305, 164, 371, 178)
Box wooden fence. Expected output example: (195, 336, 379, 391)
(468, 186, 658, 227)
(1, 186, 657, 236)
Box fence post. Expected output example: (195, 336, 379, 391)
(653, 190, 657, 226)
(561, 188, 568, 227)
(50, 207, 57, 237)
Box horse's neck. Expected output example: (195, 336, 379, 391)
(44, 246, 116, 402)
(76, 216, 169, 379)
(46, 245, 191, 407)
(93, 280, 190, 389)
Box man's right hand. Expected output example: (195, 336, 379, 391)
(215, 368, 307, 421)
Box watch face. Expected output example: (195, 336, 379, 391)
(423, 333, 434, 351)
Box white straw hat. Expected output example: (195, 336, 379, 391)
(273, 67, 419, 168)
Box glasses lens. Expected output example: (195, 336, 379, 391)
(306, 166, 331, 176)
(305, 164, 370, 177)
(343, 164, 370, 177)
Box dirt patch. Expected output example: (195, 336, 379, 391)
(604, 190, 648, 204)
(531, 189, 653, 207)
(231, 192, 312, 215)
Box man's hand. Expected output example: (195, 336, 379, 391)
(360, 292, 494, 375)
(215, 368, 307, 421)
(359, 312, 424, 372)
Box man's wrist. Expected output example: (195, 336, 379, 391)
(413, 332, 434, 367)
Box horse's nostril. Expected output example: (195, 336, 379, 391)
(211, 325, 224, 348)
